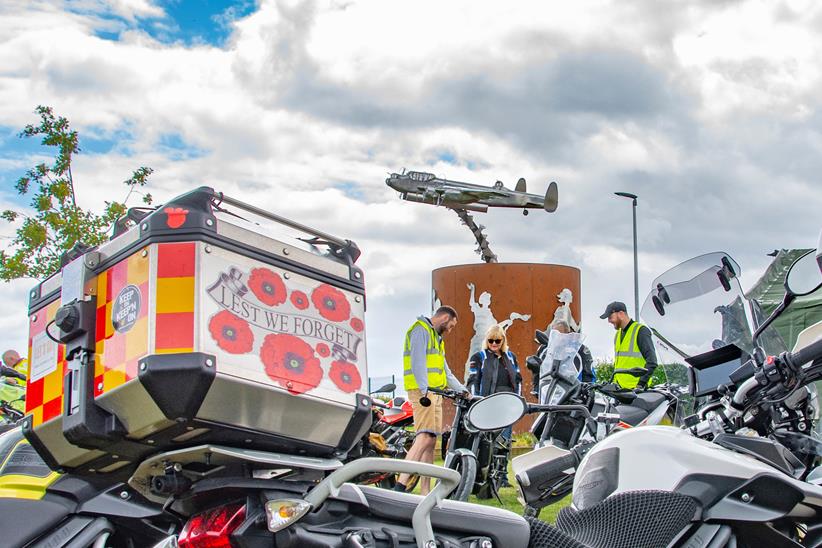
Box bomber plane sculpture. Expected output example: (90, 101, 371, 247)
(385, 170, 558, 215)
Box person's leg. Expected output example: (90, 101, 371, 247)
(418, 396, 444, 495)
(397, 390, 440, 490)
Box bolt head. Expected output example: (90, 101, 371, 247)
(206, 218, 214, 226)
(141, 223, 148, 231)
(205, 358, 214, 367)
(741, 493, 751, 502)
(355, 296, 362, 303)
(119, 490, 129, 499)
(283, 248, 290, 255)
(140, 363, 147, 371)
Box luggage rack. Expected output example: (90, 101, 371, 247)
(304, 458, 460, 548)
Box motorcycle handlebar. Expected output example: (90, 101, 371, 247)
(527, 403, 593, 419)
(693, 337, 822, 438)
(789, 337, 822, 372)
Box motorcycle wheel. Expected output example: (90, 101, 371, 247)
(446, 454, 476, 502)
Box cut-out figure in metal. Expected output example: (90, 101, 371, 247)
(466, 282, 531, 360)
(552, 288, 580, 332)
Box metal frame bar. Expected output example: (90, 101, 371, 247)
(304, 457, 460, 548)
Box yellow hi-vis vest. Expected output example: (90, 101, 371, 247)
(613, 321, 647, 389)
(403, 320, 447, 391)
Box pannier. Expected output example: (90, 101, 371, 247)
(23, 187, 371, 476)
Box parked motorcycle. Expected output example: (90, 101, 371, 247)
(429, 387, 510, 502)
(0, 365, 26, 433)
(355, 383, 420, 492)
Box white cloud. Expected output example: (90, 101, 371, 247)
(1, 0, 821, 383)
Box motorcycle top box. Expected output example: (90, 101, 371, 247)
(23, 187, 371, 477)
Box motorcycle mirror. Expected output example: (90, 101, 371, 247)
(371, 383, 396, 394)
(753, 249, 821, 347)
(419, 395, 431, 407)
(464, 392, 526, 431)
(785, 249, 822, 297)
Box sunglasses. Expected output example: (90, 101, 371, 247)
(487, 338, 503, 344)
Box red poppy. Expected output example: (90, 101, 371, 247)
(329, 360, 362, 393)
(349, 317, 364, 332)
(248, 268, 287, 307)
(316, 343, 330, 358)
(260, 333, 323, 394)
(290, 290, 309, 310)
(208, 310, 254, 354)
(311, 284, 351, 322)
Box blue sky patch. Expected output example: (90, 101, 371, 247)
(82, 1, 256, 47)
(334, 182, 365, 201)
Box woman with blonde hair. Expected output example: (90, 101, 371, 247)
(466, 324, 521, 397)
(465, 324, 521, 487)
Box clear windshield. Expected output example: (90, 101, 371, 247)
(540, 330, 585, 383)
(640, 252, 750, 359)
(640, 252, 789, 400)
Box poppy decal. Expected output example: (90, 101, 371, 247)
(316, 342, 330, 358)
(260, 333, 323, 394)
(208, 310, 254, 354)
(311, 284, 351, 322)
(329, 360, 362, 393)
(164, 207, 189, 229)
(350, 317, 364, 333)
(290, 290, 309, 310)
(248, 268, 287, 307)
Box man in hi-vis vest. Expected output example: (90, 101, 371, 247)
(600, 301, 658, 389)
(396, 305, 470, 495)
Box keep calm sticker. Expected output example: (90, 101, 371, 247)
(112, 284, 141, 333)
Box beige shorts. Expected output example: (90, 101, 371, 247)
(408, 388, 442, 436)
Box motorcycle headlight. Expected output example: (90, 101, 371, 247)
(265, 499, 311, 532)
(548, 386, 567, 406)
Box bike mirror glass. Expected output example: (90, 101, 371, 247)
(371, 383, 395, 394)
(786, 250, 822, 297)
(464, 392, 526, 431)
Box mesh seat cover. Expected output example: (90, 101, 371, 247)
(556, 490, 696, 548)
(526, 517, 586, 548)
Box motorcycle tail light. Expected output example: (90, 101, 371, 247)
(264, 499, 311, 532)
(178, 502, 246, 548)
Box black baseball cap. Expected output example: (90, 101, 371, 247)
(599, 301, 627, 319)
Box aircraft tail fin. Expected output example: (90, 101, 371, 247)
(515, 177, 527, 193)
(544, 181, 558, 212)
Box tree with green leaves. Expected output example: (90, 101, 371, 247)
(1, 105, 153, 281)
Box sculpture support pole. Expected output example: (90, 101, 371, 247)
(451, 208, 498, 263)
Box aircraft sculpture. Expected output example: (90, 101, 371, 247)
(385, 170, 558, 215)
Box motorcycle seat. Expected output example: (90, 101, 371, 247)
(337, 483, 530, 547)
(0, 498, 73, 546)
(598, 384, 637, 404)
(632, 391, 667, 412)
(614, 404, 648, 426)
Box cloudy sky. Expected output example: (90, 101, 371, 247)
(1, 0, 821, 384)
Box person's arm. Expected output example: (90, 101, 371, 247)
(408, 326, 430, 393)
(466, 352, 482, 395)
(511, 352, 523, 394)
(578, 345, 595, 382)
(636, 326, 658, 387)
(444, 360, 468, 394)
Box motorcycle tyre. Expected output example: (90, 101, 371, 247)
(446, 454, 476, 502)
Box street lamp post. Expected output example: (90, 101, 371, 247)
(615, 192, 639, 318)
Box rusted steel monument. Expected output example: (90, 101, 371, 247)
(433, 263, 581, 432)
